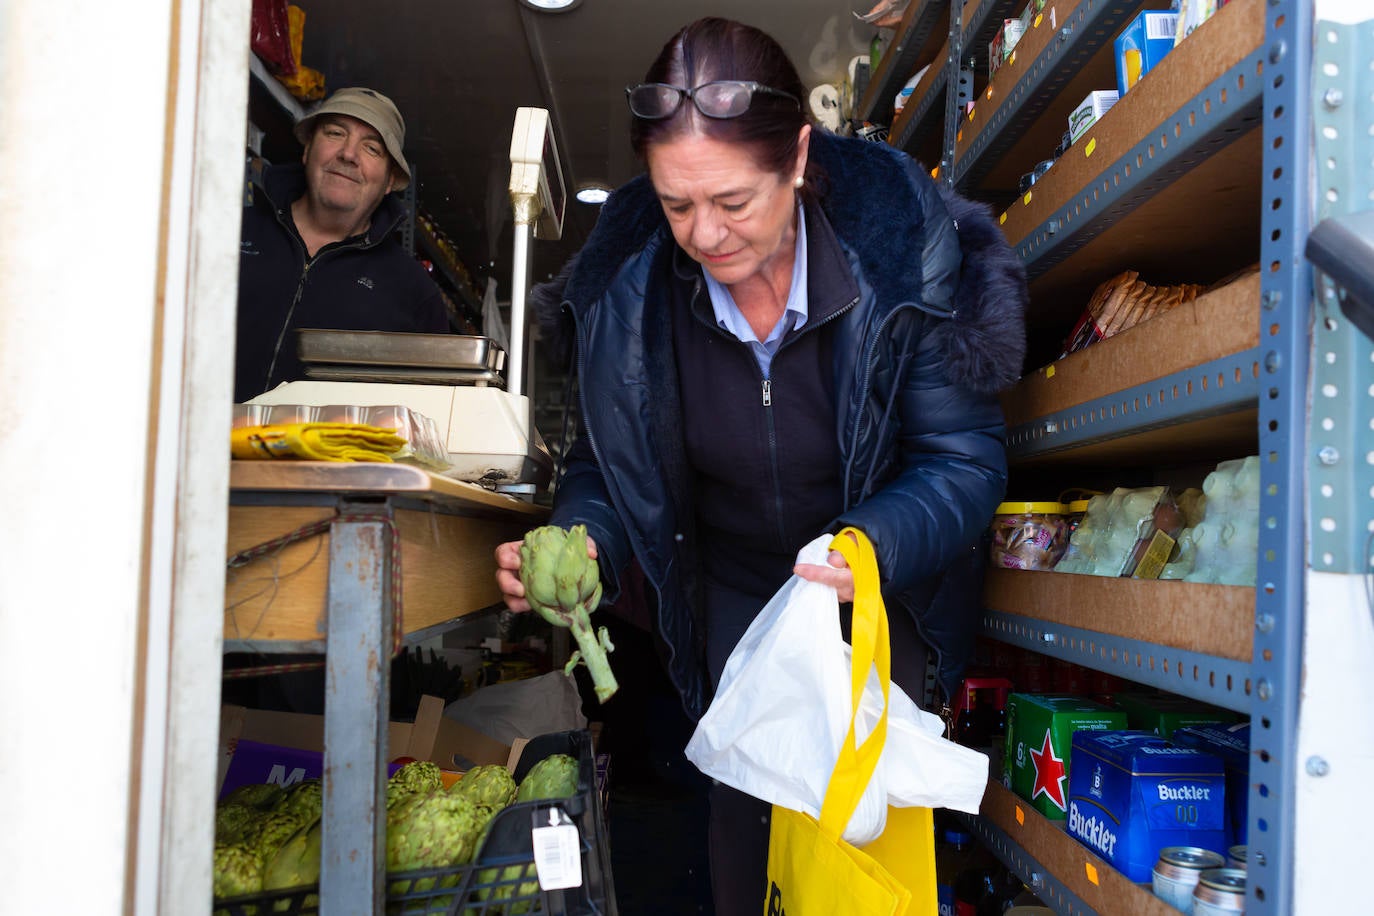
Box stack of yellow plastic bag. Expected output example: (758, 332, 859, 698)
(231, 423, 406, 463)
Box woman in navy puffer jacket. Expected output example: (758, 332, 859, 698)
(495, 17, 1026, 913)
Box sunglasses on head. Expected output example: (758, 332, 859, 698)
(625, 80, 802, 120)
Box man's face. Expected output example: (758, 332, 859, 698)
(301, 114, 397, 222)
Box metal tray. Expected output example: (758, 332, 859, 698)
(296, 329, 504, 372)
(301, 364, 506, 387)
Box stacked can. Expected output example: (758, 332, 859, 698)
(1193, 868, 1246, 915)
(1152, 846, 1226, 912)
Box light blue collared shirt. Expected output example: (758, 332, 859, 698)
(702, 202, 808, 378)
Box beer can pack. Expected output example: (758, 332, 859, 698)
(1193, 867, 1246, 915)
(1067, 730, 1228, 882)
(1153, 846, 1226, 912)
(1002, 694, 1127, 820)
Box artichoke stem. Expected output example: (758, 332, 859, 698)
(567, 604, 619, 702)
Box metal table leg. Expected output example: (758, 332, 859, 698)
(320, 504, 394, 915)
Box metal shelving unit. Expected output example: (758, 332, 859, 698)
(855, 0, 950, 124)
(877, 0, 1343, 910)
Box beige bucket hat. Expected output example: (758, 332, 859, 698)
(294, 87, 411, 190)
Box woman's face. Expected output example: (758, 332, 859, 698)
(646, 125, 809, 287)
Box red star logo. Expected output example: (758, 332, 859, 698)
(1029, 731, 1067, 811)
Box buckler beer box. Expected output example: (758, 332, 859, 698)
(1002, 694, 1128, 820)
(1110, 691, 1239, 740)
(1066, 730, 1228, 882)
(1172, 721, 1251, 844)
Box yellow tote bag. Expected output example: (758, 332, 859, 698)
(764, 527, 938, 916)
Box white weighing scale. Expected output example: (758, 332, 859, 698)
(248, 107, 567, 497)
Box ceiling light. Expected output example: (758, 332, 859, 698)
(575, 185, 610, 205)
(518, 0, 581, 11)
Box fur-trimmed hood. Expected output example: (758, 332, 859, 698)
(531, 130, 1027, 392)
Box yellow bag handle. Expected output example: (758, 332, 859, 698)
(818, 526, 891, 841)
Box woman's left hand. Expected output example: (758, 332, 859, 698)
(794, 548, 855, 602)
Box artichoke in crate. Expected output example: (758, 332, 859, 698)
(275, 778, 323, 823)
(451, 764, 517, 809)
(262, 817, 323, 891)
(215, 802, 265, 845)
(468, 862, 541, 916)
(519, 525, 618, 702)
(386, 791, 485, 872)
(247, 809, 310, 865)
(213, 842, 265, 898)
(515, 754, 579, 803)
(222, 782, 285, 812)
(391, 759, 444, 796)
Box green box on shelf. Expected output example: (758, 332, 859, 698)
(1002, 693, 1128, 820)
(1110, 691, 1239, 740)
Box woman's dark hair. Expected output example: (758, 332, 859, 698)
(630, 18, 819, 192)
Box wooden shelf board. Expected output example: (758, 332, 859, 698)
(997, 0, 1265, 243)
(984, 569, 1254, 661)
(979, 780, 1182, 916)
(1004, 269, 1261, 425)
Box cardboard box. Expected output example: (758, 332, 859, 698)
(1110, 692, 1239, 739)
(1003, 694, 1128, 820)
(1067, 731, 1228, 881)
(1068, 90, 1119, 144)
(1172, 721, 1250, 844)
(218, 694, 512, 798)
(1115, 11, 1179, 96)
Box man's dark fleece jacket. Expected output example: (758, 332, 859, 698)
(234, 164, 449, 402)
(534, 131, 1028, 719)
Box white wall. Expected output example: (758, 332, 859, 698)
(0, 0, 247, 911)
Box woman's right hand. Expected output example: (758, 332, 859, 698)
(494, 533, 599, 613)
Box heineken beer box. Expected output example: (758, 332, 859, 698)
(1003, 694, 1128, 820)
(1172, 721, 1250, 844)
(1066, 730, 1228, 882)
(1110, 692, 1239, 739)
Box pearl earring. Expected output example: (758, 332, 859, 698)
(794, 175, 804, 189)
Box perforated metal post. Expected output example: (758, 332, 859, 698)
(1251, 0, 1313, 909)
(941, 0, 967, 186)
(320, 505, 394, 915)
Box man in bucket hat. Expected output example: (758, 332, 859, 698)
(234, 87, 449, 402)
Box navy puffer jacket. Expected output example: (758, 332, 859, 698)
(544, 131, 1026, 719)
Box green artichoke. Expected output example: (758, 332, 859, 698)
(386, 791, 484, 873)
(518, 525, 618, 702)
(275, 778, 323, 823)
(390, 760, 443, 796)
(515, 754, 579, 803)
(247, 809, 309, 865)
(215, 803, 264, 845)
(222, 782, 285, 812)
(262, 817, 322, 891)
(213, 842, 264, 898)
(450, 764, 517, 809)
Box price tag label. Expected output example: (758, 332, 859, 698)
(1045, 365, 1056, 378)
(1015, 805, 1025, 825)
(1023, 191, 1033, 206)
(1085, 862, 1100, 885)
(1034, 12, 1044, 27)
(999, 212, 1008, 225)
(531, 809, 583, 890)
(1085, 138, 1097, 158)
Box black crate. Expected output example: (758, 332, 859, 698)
(214, 729, 616, 916)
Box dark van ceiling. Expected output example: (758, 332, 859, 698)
(252, 1, 879, 309)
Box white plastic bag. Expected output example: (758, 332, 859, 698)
(685, 535, 988, 845)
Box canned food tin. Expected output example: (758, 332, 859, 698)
(1193, 867, 1246, 915)
(1227, 844, 1247, 870)
(1153, 846, 1227, 913)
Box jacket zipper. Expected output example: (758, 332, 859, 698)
(260, 201, 397, 393)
